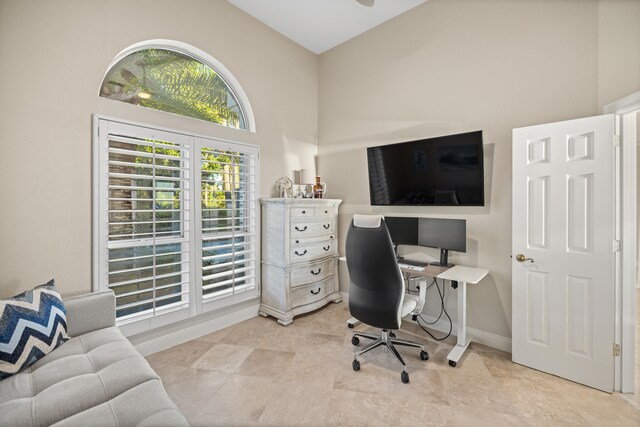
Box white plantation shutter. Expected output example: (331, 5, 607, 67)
(94, 118, 259, 333)
(198, 139, 259, 309)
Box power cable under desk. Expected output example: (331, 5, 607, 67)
(405, 274, 453, 341)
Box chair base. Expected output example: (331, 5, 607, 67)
(352, 329, 427, 383)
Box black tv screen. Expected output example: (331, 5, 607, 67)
(367, 131, 484, 206)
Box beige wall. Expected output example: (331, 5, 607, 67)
(598, 0, 640, 110)
(0, 0, 318, 298)
(318, 0, 640, 339)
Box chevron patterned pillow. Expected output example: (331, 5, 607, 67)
(0, 279, 69, 380)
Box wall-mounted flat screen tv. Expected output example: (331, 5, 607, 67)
(367, 130, 484, 206)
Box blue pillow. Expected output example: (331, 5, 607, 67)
(0, 279, 69, 380)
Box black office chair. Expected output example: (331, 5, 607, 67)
(345, 214, 429, 384)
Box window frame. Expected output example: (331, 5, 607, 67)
(93, 115, 260, 336)
(99, 39, 256, 133)
(195, 137, 260, 315)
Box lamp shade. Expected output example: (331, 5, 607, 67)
(300, 169, 315, 185)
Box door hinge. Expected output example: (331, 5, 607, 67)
(613, 240, 621, 252)
(613, 134, 621, 147)
(613, 343, 621, 357)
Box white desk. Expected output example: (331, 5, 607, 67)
(436, 265, 489, 367)
(342, 258, 489, 367)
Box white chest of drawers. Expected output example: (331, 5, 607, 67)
(259, 198, 342, 326)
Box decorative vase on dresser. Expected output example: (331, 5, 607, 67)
(259, 198, 342, 326)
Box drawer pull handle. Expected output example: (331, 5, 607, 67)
(323, 224, 330, 229)
(323, 245, 330, 251)
(330, 235, 334, 239)
(295, 226, 308, 232)
(302, 210, 306, 214)
(324, 210, 328, 214)
(311, 268, 322, 275)
(295, 250, 308, 256)
(296, 240, 299, 244)
(310, 288, 321, 295)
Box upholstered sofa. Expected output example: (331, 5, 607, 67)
(0, 290, 188, 427)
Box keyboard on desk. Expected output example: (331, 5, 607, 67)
(397, 259, 428, 271)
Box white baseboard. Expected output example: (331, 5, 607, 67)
(134, 304, 259, 356)
(412, 314, 512, 353)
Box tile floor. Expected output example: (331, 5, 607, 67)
(147, 295, 640, 426)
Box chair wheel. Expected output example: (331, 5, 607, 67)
(351, 336, 360, 345)
(401, 371, 409, 383)
(352, 359, 360, 371)
(348, 323, 354, 329)
(389, 331, 396, 338)
(420, 350, 429, 361)
(449, 360, 457, 367)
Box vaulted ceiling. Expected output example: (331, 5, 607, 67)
(227, 0, 429, 54)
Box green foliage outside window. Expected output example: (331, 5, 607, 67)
(201, 147, 241, 211)
(100, 48, 246, 130)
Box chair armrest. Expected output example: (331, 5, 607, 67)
(407, 277, 427, 315)
(64, 290, 116, 337)
(416, 277, 427, 313)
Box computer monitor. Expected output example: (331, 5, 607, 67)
(385, 217, 418, 246)
(418, 218, 466, 267)
(384, 217, 418, 259)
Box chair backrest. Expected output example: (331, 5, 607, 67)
(345, 214, 404, 330)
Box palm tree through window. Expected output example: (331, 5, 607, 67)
(100, 48, 247, 130)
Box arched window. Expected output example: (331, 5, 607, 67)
(100, 40, 254, 131)
(94, 41, 259, 334)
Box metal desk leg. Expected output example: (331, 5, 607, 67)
(447, 280, 470, 367)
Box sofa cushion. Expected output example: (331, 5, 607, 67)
(0, 326, 187, 427)
(0, 280, 69, 380)
(53, 381, 190, 427)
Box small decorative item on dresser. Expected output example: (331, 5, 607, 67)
(313, 176, 327, 199)
(302, 184, 313, 198)
(299, 169, 316, 198)
(275, 176, 294, 198)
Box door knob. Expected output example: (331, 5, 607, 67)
(515, 254, 534, 263)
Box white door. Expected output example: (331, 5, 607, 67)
(512, 114, 616, 392)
